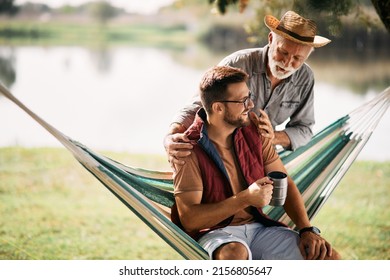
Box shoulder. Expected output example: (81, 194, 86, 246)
(173, 152, 202, 194)
(218, 48, 264, 70)
(261, 135, 279, 165)
(294, 62, 315, 83)
(173, 151, 199, 176)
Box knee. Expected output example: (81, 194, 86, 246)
(213, 242, 249, 260)
(326, 249, 342, 260)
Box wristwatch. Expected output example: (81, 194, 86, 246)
(299, 226, 321, 237)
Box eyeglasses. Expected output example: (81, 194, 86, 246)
(217, 92, 253, 110)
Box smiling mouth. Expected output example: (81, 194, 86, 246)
(276, 66, 287, 73)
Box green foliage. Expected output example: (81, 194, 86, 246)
(371, 0, 390, 32)
(213, 0, 238, 14)
(209, 0, 248, 13)
(87, 1, 118, 25)
(297, 0, 353, 13)
(0, 0, 18, 15)
(0, 20, 193, 47)
(58, 5, 78, 14)
(293, 0, 355, 35)
(208, 0, 389, 43)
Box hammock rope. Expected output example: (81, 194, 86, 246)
(1, 83, 389, 259)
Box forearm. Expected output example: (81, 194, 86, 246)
(167, 122, 187, 135)
(170, 98, 202, 130)
(178, 192, 249, 232)
(273, 131, 291, 149)
(283, 177, 311, 230)
(284, 125, 313, 150)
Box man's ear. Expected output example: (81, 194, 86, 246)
(211, 102, 224, 115)
(268, 32, 273, 44)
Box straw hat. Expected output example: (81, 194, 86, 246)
(264, 11, 331, 47)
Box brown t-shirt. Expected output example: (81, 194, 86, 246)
(173, 133, 279, 226)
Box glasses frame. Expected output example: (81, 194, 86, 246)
(216, 92, 253, 110)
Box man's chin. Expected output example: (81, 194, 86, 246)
(241, 117, 251, 127)
(274, 70, 292, 80)
(270, 65, 293, 80)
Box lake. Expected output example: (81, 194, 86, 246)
(0, 45, 389, 161)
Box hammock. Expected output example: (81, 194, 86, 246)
(1, 84, 389, 260)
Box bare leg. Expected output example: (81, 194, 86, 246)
(213, 242, 249, 260)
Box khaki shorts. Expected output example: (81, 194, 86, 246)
(198, 223, 303, 260)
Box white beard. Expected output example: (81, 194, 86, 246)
(268, 45, 298, 80)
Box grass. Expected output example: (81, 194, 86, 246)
(313, 161, 390, 259)
(0, 20, 193, 47)
(0, 147, 389, 260)
(0, 147, 179, 260)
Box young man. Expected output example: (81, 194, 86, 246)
(171, 66, 340, 260)
(164, 11, 331, 166)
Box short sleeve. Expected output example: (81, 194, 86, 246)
(261, 135, 279, 165)
(173, 152, 203, 195)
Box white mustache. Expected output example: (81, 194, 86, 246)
(274, 61, 295, 73)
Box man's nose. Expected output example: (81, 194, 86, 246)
(282, 55, 292, 67)
(248, 98, 255, 109)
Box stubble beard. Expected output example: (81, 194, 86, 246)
(223, 111, 251, 128)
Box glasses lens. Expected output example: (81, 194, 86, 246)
(244, 93, 252, 109)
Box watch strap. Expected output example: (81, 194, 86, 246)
(299, 226, 321, 237)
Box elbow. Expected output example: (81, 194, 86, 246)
(179, 213, 199, 232)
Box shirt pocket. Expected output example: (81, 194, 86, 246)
(274, 101, 301, 124)
(280, 101, 300, 109)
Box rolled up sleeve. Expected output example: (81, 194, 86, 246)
(170, 95, 202, 130)
(284, 84, 315, 150)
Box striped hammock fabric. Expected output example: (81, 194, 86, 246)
(1, 84, 389, 260)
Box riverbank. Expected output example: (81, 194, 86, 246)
(0, 19, 193, 47)
(0, 147, 388, 259)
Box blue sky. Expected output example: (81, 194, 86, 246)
(14, 0, 175, 14)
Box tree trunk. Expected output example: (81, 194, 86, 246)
(371, 0, 390, 33)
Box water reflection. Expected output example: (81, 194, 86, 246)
(90, 45, 113, 74)
(0, 45, 389, 161)
(0, 49, 16, 88)
(308, 49, 390, 94)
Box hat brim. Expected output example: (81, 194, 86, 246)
(264, 14, 331, 48)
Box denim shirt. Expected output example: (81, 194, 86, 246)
(171, 46, 315, 150)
